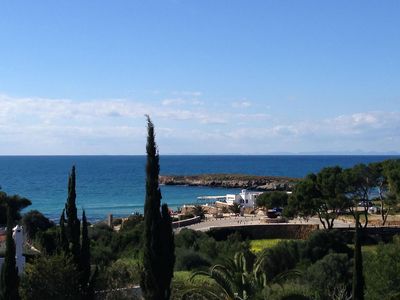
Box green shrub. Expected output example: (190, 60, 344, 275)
(305, 253, 352, 299)
(175, 249, 211, 271)
(22, 210, 54, 240)
(302, 229, 352, 263)
(258, 240, 303, 281)
(364, 236, 400, 300)
(20, 254, 80, 300)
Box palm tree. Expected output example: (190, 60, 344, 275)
(183, 252, 301, 300)
(192, 205, 206, 220)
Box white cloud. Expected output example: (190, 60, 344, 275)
(172, 91, 202, 97)
(0, 94, 399, 154)
(232, 101, 252, 108)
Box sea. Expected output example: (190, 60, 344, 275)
(0, 155, 399, 222)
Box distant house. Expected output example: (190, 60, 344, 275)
(226, 189, 263, 208)
(0, 225, 26, 275)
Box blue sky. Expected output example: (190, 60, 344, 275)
(0, 0, 399, 154)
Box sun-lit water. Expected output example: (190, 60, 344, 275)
(0, 155, 398, 222)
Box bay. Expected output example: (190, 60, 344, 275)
(0, 155, 398, 222)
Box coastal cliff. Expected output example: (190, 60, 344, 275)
(159, 174, 299, 191)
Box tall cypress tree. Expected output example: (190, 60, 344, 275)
(59, 209, 69, 253)
(80, 210, 91, 297)
(352, 213, 364, 300)
(0, 206, 20, 300)
(159, 204, 175, 300)
(140, 116, 174, 300)
(65, 166, 80, 264)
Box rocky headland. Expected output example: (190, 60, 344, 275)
(159, 174, 300, 191)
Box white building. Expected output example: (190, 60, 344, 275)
(0, 225, 26, 275)
(226, 189, 263, 208)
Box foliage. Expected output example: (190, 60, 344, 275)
(80, 210, 91, 297)
(287, 167, 348, 229)
(364, 236, 400, 300)
(229, 203, 241, 214)
(192, 205, 206, 220)
(257, 240, 303, 282)
(59, 209, 68, 253)
(256, 191, 288, 209)
(95, 258, 141, 290)
(249, 239, 284, 253)
(0, 191, 31, 225)
(141, 116, 174, 300)
(120, 213, 144, 231)
(305, 253, 352, 299)
(0, 206, 20, 300)
(378, 159, 400, 225)
(22, 210, 54, 240)
(171, 271, 219, 300)
(64, 165, 81, 263)
(175, 249, 211, 271)
(343, 164, 377, 228)
(302, 230, 352, 263)
(35, 226, 59, 255)
(352, 214, 364, 300)
(20, 254, 80, 300)
(188, 252, 260, 300)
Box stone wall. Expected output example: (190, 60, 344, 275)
(208, 224, 319, 241)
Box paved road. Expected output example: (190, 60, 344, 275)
(176, 215, 353, 232)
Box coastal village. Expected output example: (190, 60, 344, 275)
(1, 1, 400, 299)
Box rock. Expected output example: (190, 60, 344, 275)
(159, 174, 299, 191)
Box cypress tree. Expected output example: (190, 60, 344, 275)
(159, 204, 175, 300)
(140, 116, 174, 300)
(59, 209, 69, 253)
(0, 206, 20, 300)
(80, 210, 91, 297)
(352, 213, 364, 300)
(65, 166, 80, 264)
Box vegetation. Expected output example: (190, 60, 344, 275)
(250, 239, 283, 253)
(141, 116, 175, 300)
(0, 206, 20, 300)
(64, 165, 81, 264)
(352, 213, 365, 300)
(256, 191, 288, 210)
(22, 210, 54, 240)
(285, 160, 400, 229)
(0, 190, 31, 225)
(20, 254, 80, 300)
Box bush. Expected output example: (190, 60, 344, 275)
(175, 249, 211, 271)
(302, 229, 352, 263)
(35, 227, 59, 255)
(97, 258, 141, 289)
(258, 240, 303, 281)
(120, 213, 144, 231)
(305, 253, 352, 299)
(364, 236, 400, 300)
(20, 254, 80, 300)
(22, 210, 54, 240)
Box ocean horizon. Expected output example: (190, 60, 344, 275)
(1, 155, 399, 222)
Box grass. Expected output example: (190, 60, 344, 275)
(250, 239, 285, 253)
(347, 244, 379, 253)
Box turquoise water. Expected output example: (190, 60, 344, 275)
(0, 155, 398, 222)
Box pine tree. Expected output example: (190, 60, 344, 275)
(80, 210, 91, 298)
(352, 213, 364, 300)
(65, 165, 80, 264)
(140, 116, 175, 300)
(59, 209, 69, 253)
(0, 206, 20, 300)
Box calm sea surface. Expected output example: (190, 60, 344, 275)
(0, 155, 398, 222)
